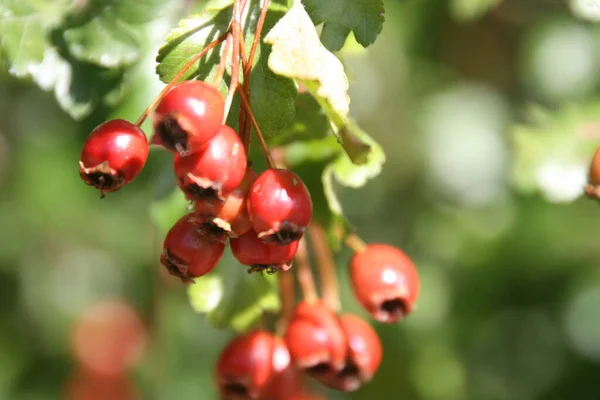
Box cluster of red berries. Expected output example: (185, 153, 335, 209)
(215, 243, 420, 399)
(78, 79, 421, 398)
(79, 80, 314, 282)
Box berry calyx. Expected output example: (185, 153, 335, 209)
(152, 80, 225, 155)
(230, 229, 299, 274)
(174, 125, 247, 202)
(160, 213, 225, 283)
(215, 330, 280, 400)
(284, 301, 347, 376)
(247, 169, 313, 246)
(79, 119, 149, 196)
(313, 313, 382, 392)
(349, 243, 420, 323)
(192, 167, 258, 241)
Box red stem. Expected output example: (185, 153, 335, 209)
(222, 0, 243, 124)
(308, 224, 341, 312)
(345, 233, 367, 253)
(135, 33, 228, 127)
(294, 237, 318, 303)
(236, 86, 275, 168)
(277, 270, 295, 335)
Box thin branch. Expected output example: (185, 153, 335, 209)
(236, 86, 275, 168)
(211, 33, 233, 87)
(136, 33, 228, 127)
(294, 237, 318, 303)
(345, 233, 367, 253)
(277, 270, 295, 335)
(222, 0, 243, 124)
(308, 223, 341, 312)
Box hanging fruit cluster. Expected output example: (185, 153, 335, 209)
(78, 0, 419, 398)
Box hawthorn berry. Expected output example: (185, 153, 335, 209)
(349, 243, 420, 323)
(79, 119, 149, 196)
(284, 301, 347, 376)
(160, 213, 225, 283)
(314, 313, 382, 392)
(585, 145, 600, 199)
(247, 169, 313, 246)
(259, 337, 301, 400)
(174, 125, 247, 202)
(152, 80, 225, 154)
(215, 330, 281, 400)
(230, 229, 299, 274)
(192, 167, 258, 241)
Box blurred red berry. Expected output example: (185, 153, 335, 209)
(65, 369, 138, 400)
(70, 299, 146, 377)
(216, 330, 280, 400)
(314, 313, 382, 392)
(152, 80, 224, 155)
(193, 167, 258, 241)
(284, 301, 347, 376)
(230, 229, 299, 274)
(247, 169, 313, 246)
(79, 119, 149, 196)
(160, 213, 225, 283)
(349, 243, 420, 323)
(174, 125, 246, 202)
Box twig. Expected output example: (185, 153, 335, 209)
(277, 270, 295, 335)
(236, 86, 275, 168)
(211, 33, 233, 87)
(222, 0, 243, 124)
(294, 237, 318, 303)
(308, 223, 341, 312)
(345, 233, 367, 253)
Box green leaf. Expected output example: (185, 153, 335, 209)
(156, 1, 297, 138)
(510, 102, 600, 203)
(450, 0, 503, 22)
(301, 0, 385, 52)
(264, 0, 374, 164)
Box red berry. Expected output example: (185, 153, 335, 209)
(247, 169, 313, 246)
(79, 119, 149, 196)
(284, 301, 347, 376)
(160, 213, 225, 283)
(313, 313, 382, 392)
(585, 145, 600, 199)
(152, 80, 224, 155)
(230, 229, 299, 274)
(349, 243, 420, 323)
(192, 167, 258, 241)
(259, 337, 301, 400)
(215, 330, 280, 400)
(174, 125, 247, 202)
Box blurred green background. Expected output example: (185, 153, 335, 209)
(2, 0, 600, 399)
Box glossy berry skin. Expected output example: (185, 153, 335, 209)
(258, 337, 300, 400)
(585, 145, 600, 199)
(160, 213, 225, 283)
(230, 229, 299, 274)
(174, 125, 246, 202)
(216, 330, 280, 400)
(247, 169, 313, 246)
(349, 243, 420, 323)
(314, 313, 382, 392)
(79, 119, 149, 196)
(152, 80, 225, 155)
(193, 168, 258, 241)
(284, 301, 347, 376)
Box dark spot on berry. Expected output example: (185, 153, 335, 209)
(247, 264, 280, 275)
(223, 382, 249, 396)
(338, 362, 359, 378)
(306, 362, 331, 376)
(156, 116, 189, 155)
(264, 221, 304, 245)
(160, 249, 192, 283)
(380, 298, 406, 318)
(184, 183, 220, 201)
(82, 171, 119, 198)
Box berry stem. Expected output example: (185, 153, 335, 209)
(135, 33, 228, 127)
(294, 237, 318, 303)
(222, 0, 243, 125)
(240, 0, 271, 155)
(308, 223, 341, 312)
(277, 270, 295, 335)
(211, 33, 233, 87)
(345, 233, 367, 253)
(236, 86, 275, 168)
